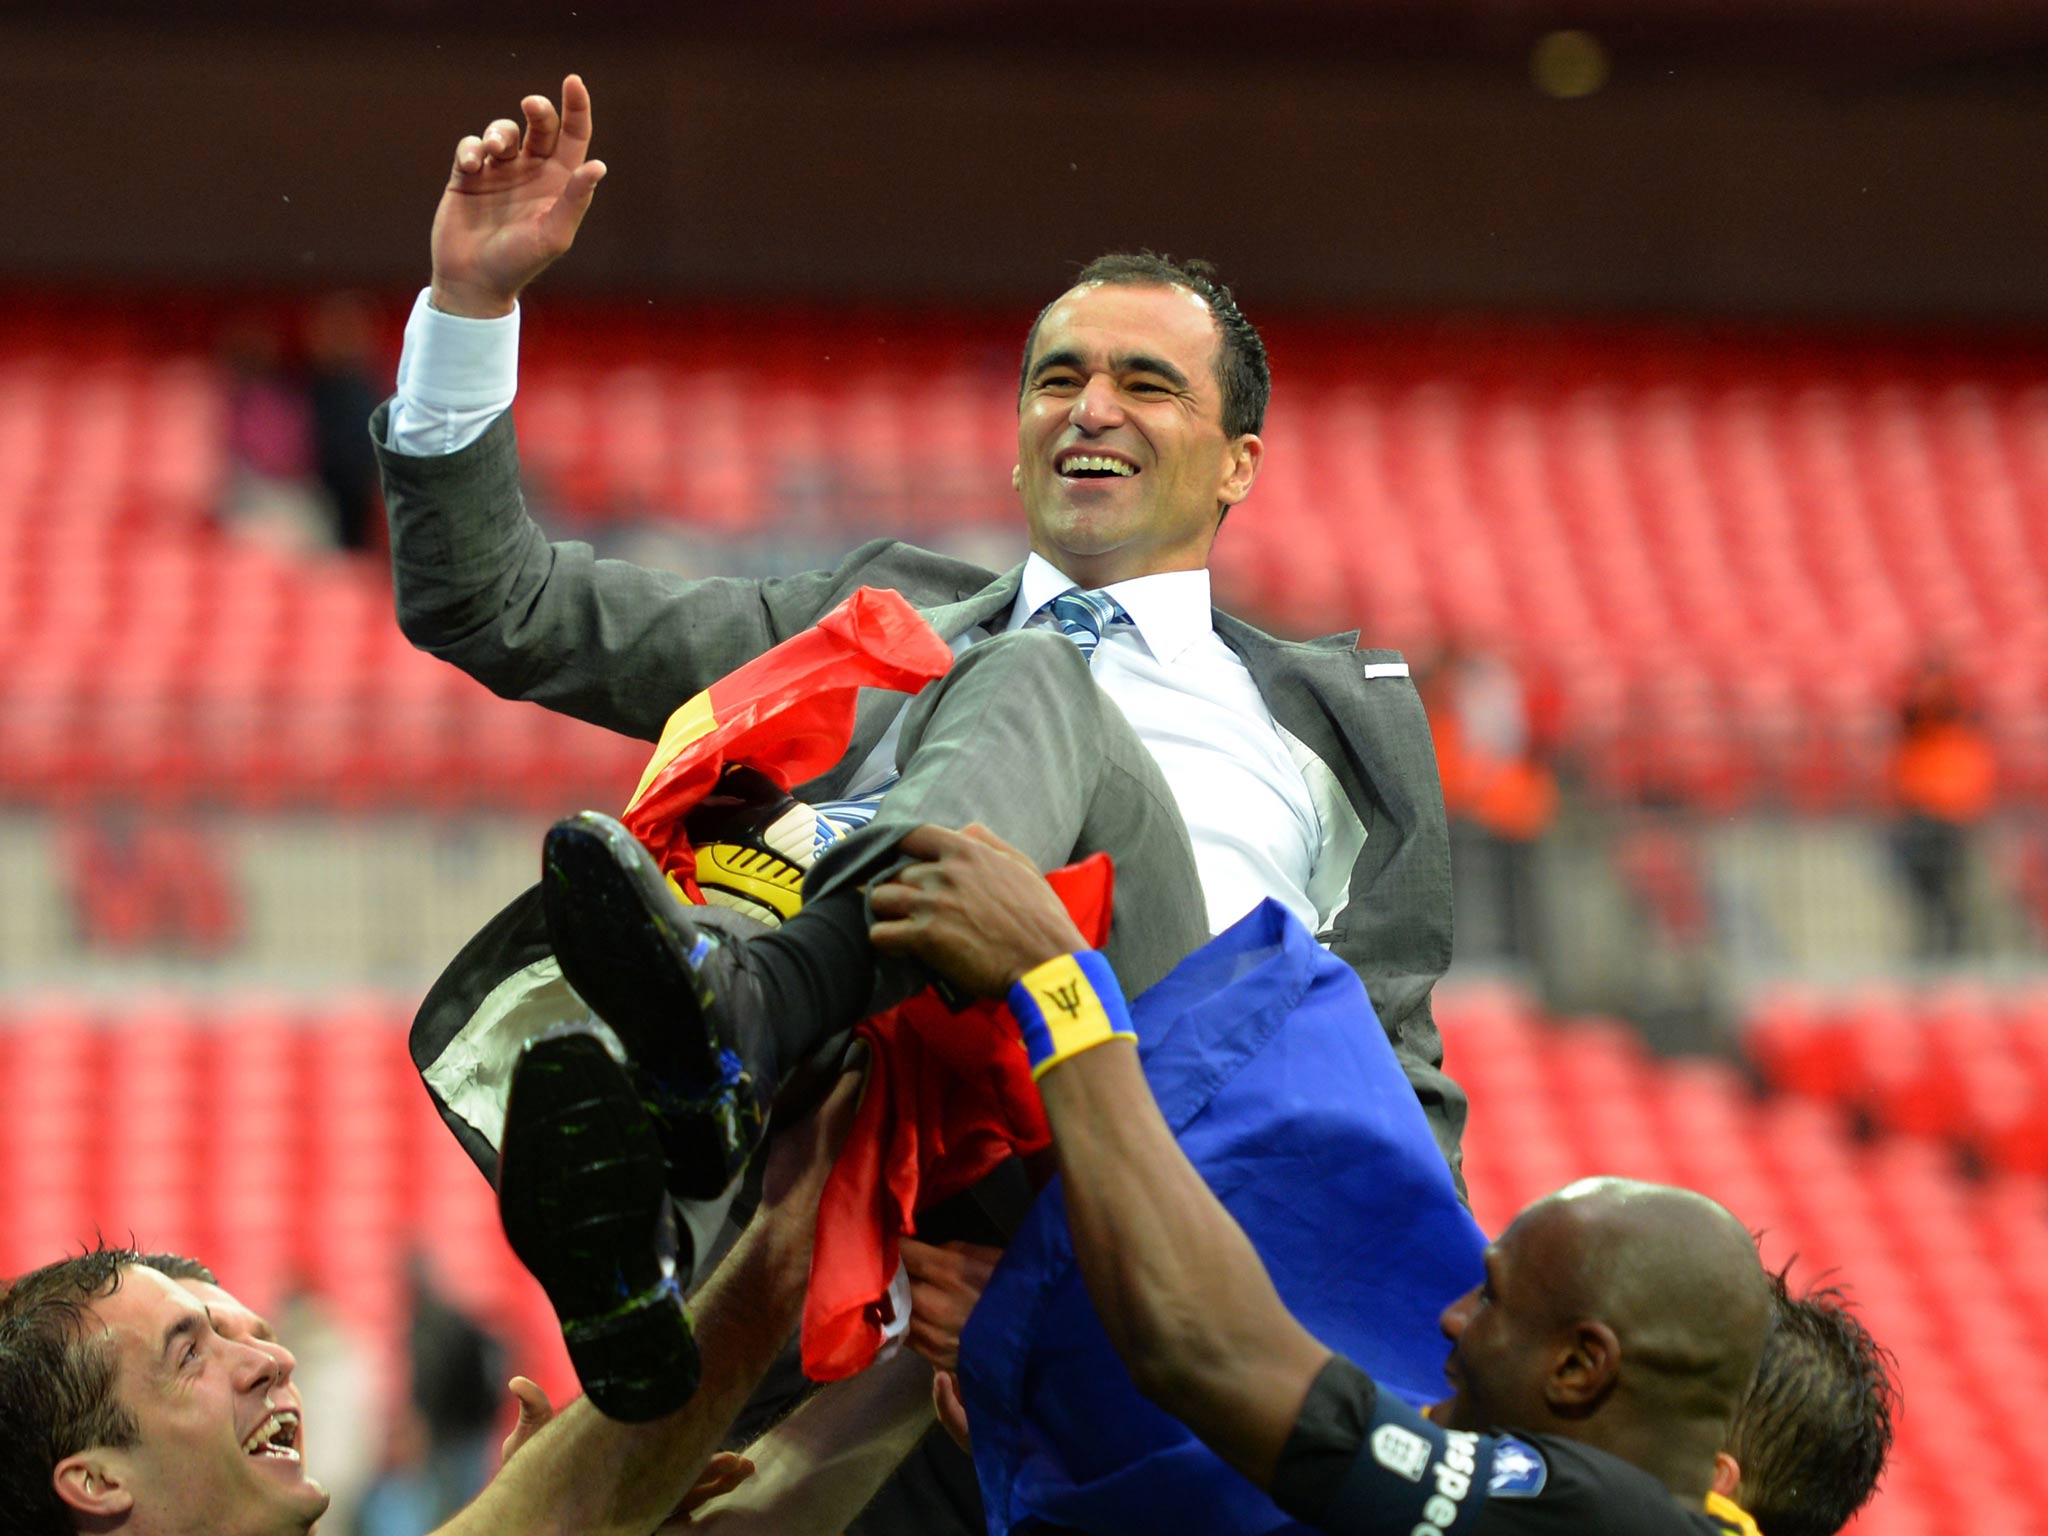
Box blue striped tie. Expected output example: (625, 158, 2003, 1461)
(1032, 588, 1134, 664)
(810, 589, 1133, 851)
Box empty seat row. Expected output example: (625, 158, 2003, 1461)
(1746, 985, 2048, 1172)
(3, 308, 2044, 809)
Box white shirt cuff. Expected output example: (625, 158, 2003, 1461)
(385, 288, 521, 456)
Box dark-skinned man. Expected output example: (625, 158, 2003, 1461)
(852, 822, 1777, 1534)
(899, 1248, 1898, 1536)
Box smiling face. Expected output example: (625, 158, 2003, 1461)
(59, 1265, 326, 1536)
(175, 1278, 309, 1476)
(1013, 281, 1262, 588)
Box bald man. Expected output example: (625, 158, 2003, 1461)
(867, 823, 1776, 1535)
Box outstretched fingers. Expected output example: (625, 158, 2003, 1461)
(447, 74, 593, 186)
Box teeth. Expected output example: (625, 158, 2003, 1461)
(242, 1410, 300, 1457)
(1058, 454, 1137, 477)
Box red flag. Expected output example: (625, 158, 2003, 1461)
(622, 586, 954, 895)
(801, 855, 1114, 1382)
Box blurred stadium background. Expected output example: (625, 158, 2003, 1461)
(4, 3, 2046, 1531)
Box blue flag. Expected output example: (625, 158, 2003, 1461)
(960, 900, 1488, 1535)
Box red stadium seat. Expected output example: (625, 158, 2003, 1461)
(4, 308, 2045, 810)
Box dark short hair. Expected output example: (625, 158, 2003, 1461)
(0, 1247, 148, 1536)
(135, 1253, 218, 1287)
(1018, 252, 1272, 439)
(1727, 1264, 1898, 1536)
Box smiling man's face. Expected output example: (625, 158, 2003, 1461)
(66, 1265, 326, 1536)
(1013, 281, 1262, 589)
(174, 1277, 310, 1476)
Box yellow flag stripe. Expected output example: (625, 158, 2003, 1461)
(627, 690, 719, 814)
(694, 843, 806, 922)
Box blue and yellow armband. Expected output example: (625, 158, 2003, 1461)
(1007, 950, 1137, 1081)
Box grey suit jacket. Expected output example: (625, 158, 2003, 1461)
(375, 404, 1466, 1174)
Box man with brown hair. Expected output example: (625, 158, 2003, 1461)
(0, 1061, 857, 1536)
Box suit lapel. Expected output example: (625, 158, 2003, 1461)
(919, 565, 1026, 642)
(1214, 612, 1403, 931)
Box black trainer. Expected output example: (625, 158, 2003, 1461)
(497, 1022, 699, 1422)
(541, 810, 767, 1202)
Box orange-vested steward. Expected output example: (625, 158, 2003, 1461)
(1891, 719, 1997, 824)
(1428, 707, 1559, 842)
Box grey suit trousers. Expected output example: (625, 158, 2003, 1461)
(810, 627, 1209, 999)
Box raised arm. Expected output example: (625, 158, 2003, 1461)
(868, 826, 1333, 1486)
(382, 78, 889, 739)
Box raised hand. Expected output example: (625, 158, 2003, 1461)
(429, 74, 608, 318)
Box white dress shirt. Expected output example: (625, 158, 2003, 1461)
(388, 291, 1329, 937)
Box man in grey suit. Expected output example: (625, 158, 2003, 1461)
(379, 71, 1458, 1526)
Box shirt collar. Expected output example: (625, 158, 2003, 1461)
(1010, 552, 1215, 664)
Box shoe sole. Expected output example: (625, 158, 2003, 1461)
(498, 1027, 701, 1421)
(542, 811, 762, 1200)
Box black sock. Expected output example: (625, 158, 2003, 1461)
(728, 887, 884, 1090)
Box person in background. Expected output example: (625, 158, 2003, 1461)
(1422, 642, 1557, 965)
(305, 293, 385, 553)
(1889, 650, 1996, 957)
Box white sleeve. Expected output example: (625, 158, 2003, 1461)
(383, 288, 521, 456)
